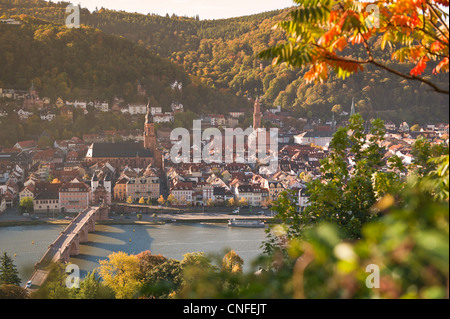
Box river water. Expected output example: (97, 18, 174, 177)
(0, 223, 267, 283)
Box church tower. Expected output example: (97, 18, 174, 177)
(350, 98, 356, 117)
(143, 101, 163, 171)
(253, 98, 262, 130)
(144, 101, 157, 151)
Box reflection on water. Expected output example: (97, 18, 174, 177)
(0, 223, 266, 282)
(0, 225, 66, 284)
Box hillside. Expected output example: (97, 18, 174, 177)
(0, 13, 251, 114)
(0, 0, 448, 124)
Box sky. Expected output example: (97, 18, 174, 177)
(65, 0, 295, 20)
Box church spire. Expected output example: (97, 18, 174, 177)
(350, 98, 356, 117)
(145, 98, 152, 125)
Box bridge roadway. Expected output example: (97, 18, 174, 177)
(26, 205, 109, 291)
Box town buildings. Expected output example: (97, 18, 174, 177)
(1, 89, 449, 215)
(59, 179, 91, 213)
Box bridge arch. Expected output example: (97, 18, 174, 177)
(69, 238, 80, 257)
(80, 225, 89, 243)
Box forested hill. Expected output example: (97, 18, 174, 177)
(1, 0, 448, 124)
(0, 14, 251, 113)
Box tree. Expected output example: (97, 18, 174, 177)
(70, 271, 113, 299)
(98, 252, 141, 299)
(0, 284, 28, 299)
(179, 252, 219, 296)
(228, 198, 237, 207)
(238, 197, 248, 207)
(37, 135, 52, 149)
(410, 135, 449, 175)
(259, 0, 449, 95)
(167, 194, 177, 206)
(136, 251, 168, 280)
(0, 253, 21, 286)
(139, 258, 182, 299)
(331, 104, 343, 114)
(221, 250, 244, 274)
(136, 251, 182, 298)
(139, 197, 145, 205)
(31, 263, 70, 299)
(126, 196, 133, 204)
(264, 115, 403, 256)
(157, 195, 166, 206)
(304, 115, 401, 238)
(178, 156, 448, 300)
(19, 197, 34, 215)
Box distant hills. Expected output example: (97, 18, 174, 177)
(0, 0, 448, 124)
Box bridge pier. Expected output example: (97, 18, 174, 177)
(80, 225, 89, 243)
(27, 206, 110, 289)
(99, 206, 109, 221)
(69, 236, 80, 258)
(88, 217, 96, 232)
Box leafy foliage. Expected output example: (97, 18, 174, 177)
(259, 0, 449, 95)
(1, 0, 448, 123)
(0, 252, 21, 286)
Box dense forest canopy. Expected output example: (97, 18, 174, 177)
(0, 0, 448, 123)
(0, 13, 251, 112)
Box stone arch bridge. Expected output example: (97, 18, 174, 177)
(26, 206, 109, 290)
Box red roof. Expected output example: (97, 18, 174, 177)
(16, 140, 36, 149)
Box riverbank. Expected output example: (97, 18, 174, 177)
(0, 219, 166, 228)
(0, 214, 277, 228)
(0, 220, 49, 228)
(0, 206, 277, 228)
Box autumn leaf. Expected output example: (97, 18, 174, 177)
(433, 57, 449, 74)
(304, 62, 329, 83)
(410, 56, 430, 76)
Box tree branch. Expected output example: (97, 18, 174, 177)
(324, 54, 449, 95)
(426, 0, 450, 38)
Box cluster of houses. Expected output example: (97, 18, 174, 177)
(0, 83, 185, 124)
(165, 155, 314, 208)
(1, 91, 449, 216)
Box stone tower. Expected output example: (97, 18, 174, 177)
(143, 101, 163, 170)
(253, 98, 262, 130)
(144, 101, 157, 151)
(91, 171, 99, 193)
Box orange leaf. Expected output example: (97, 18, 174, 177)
(430, 41, 444, 53)
(319, 26, 340, 47)
(433, 0, 449, 7)
(391, 14, 421, 28)
(304, 63, 329, 84)
(332, 37, 348, 52)
(348, 32, 371, 45)
(433, 57, 449, 74)
(410, 56, 429, 76)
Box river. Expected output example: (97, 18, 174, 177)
(0, 223, 267, 283)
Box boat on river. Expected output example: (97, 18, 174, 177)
(228, 219, 265, 228)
